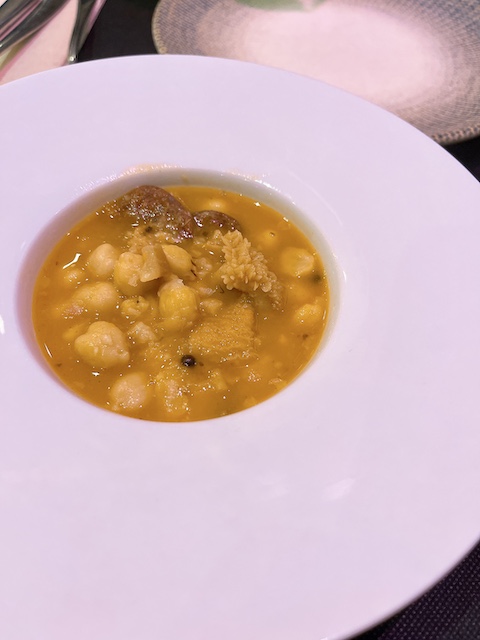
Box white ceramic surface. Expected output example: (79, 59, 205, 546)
(1, 55, 480, 640)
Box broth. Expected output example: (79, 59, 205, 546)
(32, 184, 329, 421)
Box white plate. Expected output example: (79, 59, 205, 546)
(152, 0, 480, 144)
(1, 55, 480, 640)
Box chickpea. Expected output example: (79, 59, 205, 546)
(74, 321, 130, 368)
(128, 321, 157, 345)
(208, 369, 228, 391)
(110, 372, 151, 412)
(280, 247, 315, 277)
(114, 252, 151, 296)
(200, 298, 223, 315)
(86, 243, 120, 279)
(120, 296, 150, 320)
(62, 267, 85, 287)
(155, 374, 189, 419)
(71, 282, 119, 314)
(161, 244, 194, 278)
(139, 245, 169, 282)
(158, 278, 198, 331)
(293, 298, 325, 329)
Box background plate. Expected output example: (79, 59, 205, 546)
(152, 0, 480, 144)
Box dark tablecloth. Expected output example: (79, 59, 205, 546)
(79, 2, 480, 637)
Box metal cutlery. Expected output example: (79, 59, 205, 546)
(0, 0, 42, 40)
(66, 0, 97, 64)
(0, 0, 69, 53)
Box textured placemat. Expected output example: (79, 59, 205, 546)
(152, 0, 480, 144)
(356, 542, 480, 639)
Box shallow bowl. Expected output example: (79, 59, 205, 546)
(2, 55, 480, 640)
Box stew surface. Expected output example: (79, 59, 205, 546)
(33, 184, 329, 421)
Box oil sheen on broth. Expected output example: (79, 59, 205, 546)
(33, 184, 329, 421)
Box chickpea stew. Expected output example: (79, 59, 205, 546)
(32, 184, 329, 422)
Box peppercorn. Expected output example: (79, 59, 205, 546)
(181, 354, 196, 367)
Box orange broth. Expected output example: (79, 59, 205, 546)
(32, 185, 329, 421)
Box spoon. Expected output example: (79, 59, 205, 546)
(0, 0, 69, 53)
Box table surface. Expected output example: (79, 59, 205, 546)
(79, 1, 480, 638)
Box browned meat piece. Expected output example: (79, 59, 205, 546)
(193, 210, 241, 236)
(188, 297, 255, 364)
(101, 186, 194, 241)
